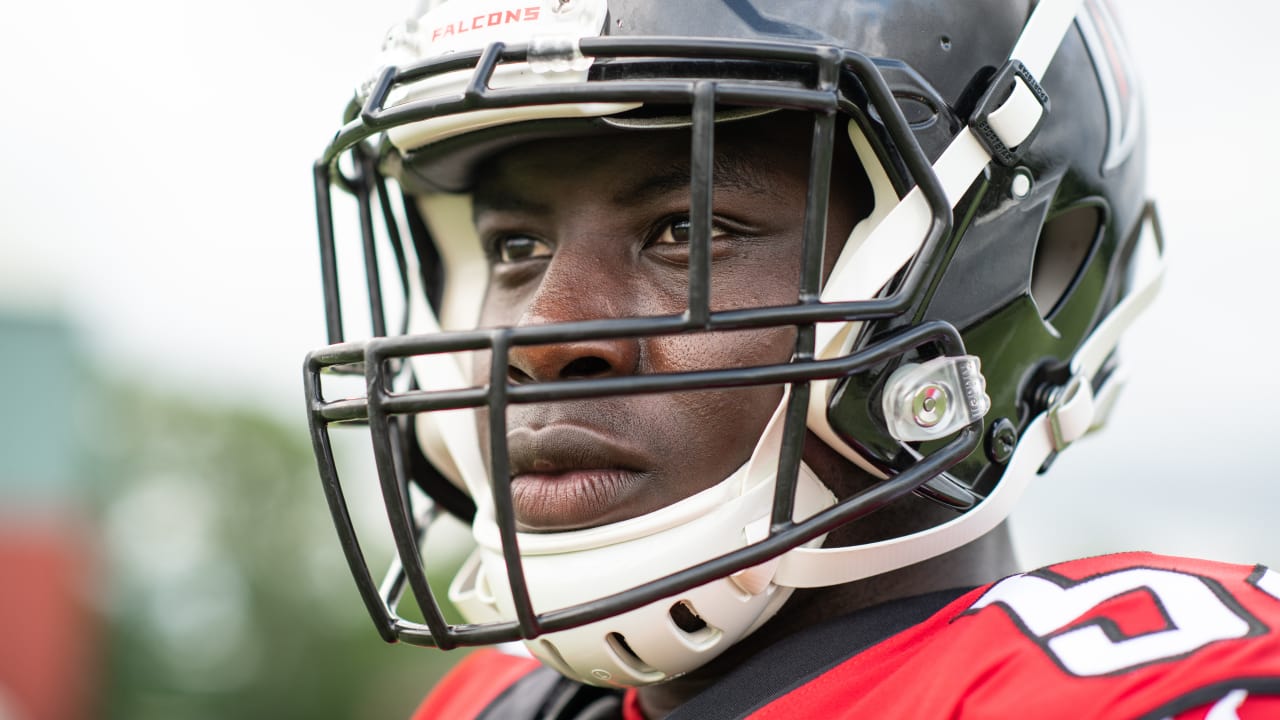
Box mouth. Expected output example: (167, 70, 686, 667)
(506, 424, 652, 531)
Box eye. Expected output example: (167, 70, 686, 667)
(653, 218, 728, 245)
(492, 234, 552, 263)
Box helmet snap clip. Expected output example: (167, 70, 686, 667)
(969, 59, 1050, 166)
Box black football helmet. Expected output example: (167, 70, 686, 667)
(305, 0, 1163, 686)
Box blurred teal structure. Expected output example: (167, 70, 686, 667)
(0, 313, 96, 720)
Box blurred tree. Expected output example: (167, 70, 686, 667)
(85, 379, 466, 720)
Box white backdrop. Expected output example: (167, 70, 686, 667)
(1, 1, 1276, 570)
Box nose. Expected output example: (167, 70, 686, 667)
(504, 260, 641, 384)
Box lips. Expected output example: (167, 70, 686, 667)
(505, 424, 653, 531)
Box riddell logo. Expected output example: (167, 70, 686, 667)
(431, 7, 542, 42)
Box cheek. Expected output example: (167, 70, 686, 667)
(645, 326, 795, 374)
(470, 351, 493, 461)
(712, 241, 806, 311)
(476, 279, 523, 329)
(641, 325, 794, 459)
(662, 384, 785, 475)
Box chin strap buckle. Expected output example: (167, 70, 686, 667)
(969, 59, 1051, 166)
(1047, 202, 1167, 452)
(1046, 374, 1095, 452)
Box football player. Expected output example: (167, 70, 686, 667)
(303, 0, 1280, 717)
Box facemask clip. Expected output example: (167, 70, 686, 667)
(883, 356, 991, 443)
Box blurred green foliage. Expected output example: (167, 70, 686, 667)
(85, 378, 468, 720)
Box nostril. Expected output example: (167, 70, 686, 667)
(560, 356, 611, 379)
(507, 339, 637, 383)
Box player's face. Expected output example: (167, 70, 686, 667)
(471, 114, 867, 532)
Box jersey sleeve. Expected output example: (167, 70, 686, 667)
(411, 648, 542, 720)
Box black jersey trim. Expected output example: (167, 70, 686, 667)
(476, 665, 623, 720)
(475, 666, 564, 720)
(668, 586, 971, 720)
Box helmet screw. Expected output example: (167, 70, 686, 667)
(1010, 167, 1033, 199)
(986, 418, 1017, 464)
(911, 384, 949, 428)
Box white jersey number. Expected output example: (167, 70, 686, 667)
(970, 567, 1255, 676)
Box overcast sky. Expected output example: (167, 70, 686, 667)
(2, 1, 1277, 570)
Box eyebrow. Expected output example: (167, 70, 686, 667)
(615, 153, 770, 206)
(472, 184, 551, 217)
(471, 149, 773, 219)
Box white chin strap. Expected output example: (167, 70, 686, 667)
(808, 0, 1087, 475)
(786, 0, 1170, 586)
(778, 204, 1164, 586)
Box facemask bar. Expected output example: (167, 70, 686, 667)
(308, 323, 977, 646)
(314, 140, 414, 348)
(306, 37, 963, 648)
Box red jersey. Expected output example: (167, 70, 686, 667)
(413, 553, 1280, 719)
